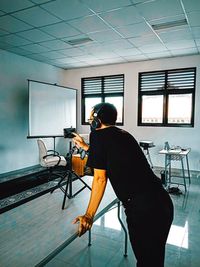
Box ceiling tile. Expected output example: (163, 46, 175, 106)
(68, 15, 110, 34)
(13, 6, 61, 27)
(0, 42, 14, 50)
(170, 47, 198, 56)
(91, 51, 120, 59)
(100, 5, 143, 27)
(0, 0, 34, 13)
(17, 28, 54, 42)
(196, 39, 200, 46)
(88, 29, 122, 42)
(21, 43, 49, 53)
(27, 53, 50, 62)
(128, 34, 160, 47)
(83, 59, 105, 65)
(102, 39, 134, 50)
(114, 47, 142, 56)
(0, 29, 9, 36)
(116, 22, 153, 38)
(148, 51, 172, 59)
(0, 34, 31, 46)
(38, 50, 67, 59)
(136, 0, 183, 21)
(62, 61, 90, 68)
(59, 47, 85, 56)
(6, 46, 32, 56)
(42, 0, 92, 20)
(123, 54, 148, 61)
(31, 0, 53, 4)
(101, 57, 127, 64)
(191, 27, 200, 38)
(187, 11, 200, 27)
(75, 54, 99, 61)
(81, 0, 132, 13)
(182, 0, 200, 12)
(41, 22, 81, 38)
(0, 15, 32, 33)
(158, 28, 193, 42)
(39, 39, 71, 50)
(139, 43, 168, 53)
(56, 57, 82, 64)
(165, 40, 196, 50)
(78, 43, 108, 54)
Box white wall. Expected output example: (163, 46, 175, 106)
(1, 50, 199, 175)
(0, 49, 68, 174)
(62, 55, 200, 172)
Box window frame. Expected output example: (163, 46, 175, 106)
(81, 74, 124, 125)
(137, 67, 196, 127)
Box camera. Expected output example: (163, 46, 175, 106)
(63, 127, 76, 138)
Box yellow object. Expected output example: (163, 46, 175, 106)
(72, 154, 87, 176)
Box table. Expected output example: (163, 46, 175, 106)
(36, 199, 128, 267)
(0, 176, 128, 267)
(159, 148, 191, 192)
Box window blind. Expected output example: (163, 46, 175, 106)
(167, 68, 195, 90)
(82, 77, 102, 95)
(82, 74, 124, 95)
(139, 68, 196, 92)
(139, 72, 165, 91)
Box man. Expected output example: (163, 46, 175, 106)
(73, 102, 174, 267)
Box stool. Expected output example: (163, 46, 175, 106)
(160, 148, 191, 193)
(139, 141, 155, 169)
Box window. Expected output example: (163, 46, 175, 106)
(81, 74, 124, 125)
(138, 68, 196, 127)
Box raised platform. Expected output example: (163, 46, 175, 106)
(0, 165, 91, 214)
(0, 165, 50, 200)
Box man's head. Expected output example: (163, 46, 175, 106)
(90, 102, 117, 130)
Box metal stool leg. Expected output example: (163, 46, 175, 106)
(186, 155, 191, 184)
(181, 158, 187, 192)
(117, 201, 128, 257)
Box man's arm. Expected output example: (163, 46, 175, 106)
(73, 169, 107, 237)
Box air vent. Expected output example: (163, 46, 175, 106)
(67, 37, 93, 46)
(152, 19, 188, 31)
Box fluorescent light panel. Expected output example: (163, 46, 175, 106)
(67, 37, 93, 45)
(152, 19, 188, 30)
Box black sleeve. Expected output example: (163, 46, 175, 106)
(86, 131, 107, 170)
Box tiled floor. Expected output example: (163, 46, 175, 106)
(0, 170, 200, 267)
(45, 175, 200, 267)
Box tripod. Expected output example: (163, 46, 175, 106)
(51, 144, 91, 209)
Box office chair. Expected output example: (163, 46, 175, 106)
(37, 139, 91, 209)
(37, 138, 68, 193)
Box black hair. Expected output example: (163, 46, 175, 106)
(93, 102, 117, 125)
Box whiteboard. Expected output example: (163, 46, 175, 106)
(28, 80, 77, 137)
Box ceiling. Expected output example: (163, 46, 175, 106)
(0, 0, 199, 70)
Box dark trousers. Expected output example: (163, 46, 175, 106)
(124, 188, 174, 267)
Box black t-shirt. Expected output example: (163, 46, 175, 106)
(87, 126, 162, 202)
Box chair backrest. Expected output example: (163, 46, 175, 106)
(37, 139, 47, 166)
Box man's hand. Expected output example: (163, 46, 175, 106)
(72, 133, 89, 151)
(73, 214, 94, 237)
